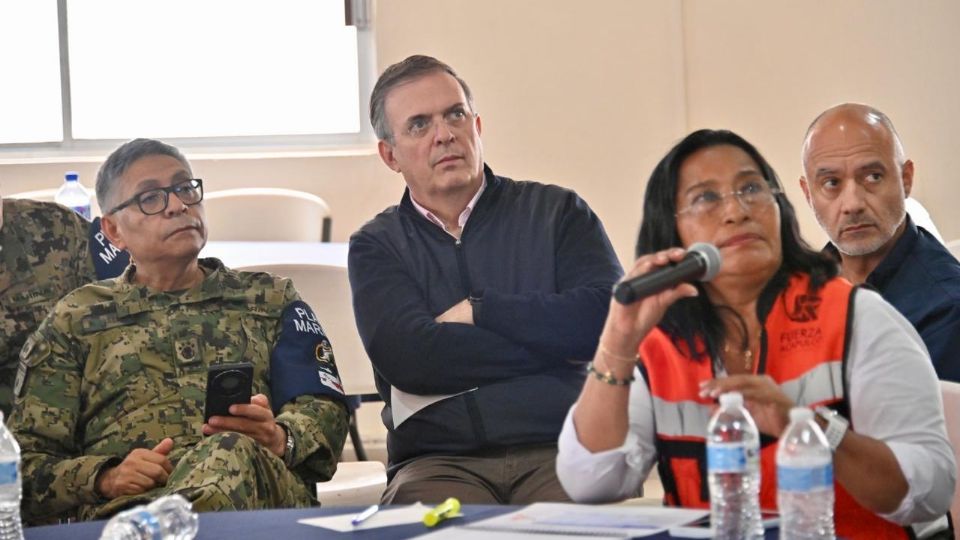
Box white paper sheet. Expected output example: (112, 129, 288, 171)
(459, 503, 708, 538)
(414, 527, 625, 539)
(297, 503, 430, 531)
(391, 385, 477, 427)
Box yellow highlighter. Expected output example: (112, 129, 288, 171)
(423, 497, 461, 527)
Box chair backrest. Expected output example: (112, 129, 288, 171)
(315, 461, 386, 506)
(235, 263, 376, 397)
(203, 188, 331, 242)
(6, 188, 102, 217)
(906, 197, 944, 243)
(939, 380, 960, 536)
(946, 239, 960, 260)
(6, 188, 58, 201)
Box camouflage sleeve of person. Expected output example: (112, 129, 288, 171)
(7, 302, 116, 522)
(268, 279, 351, 486)
(48, 202, 128, 283)
(45, 203, 98, 286)
(68, 211, 99, 285)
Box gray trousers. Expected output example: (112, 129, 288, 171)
(380, 444, 572, 505)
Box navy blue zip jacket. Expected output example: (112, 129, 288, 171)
(828, 215, 960, 382)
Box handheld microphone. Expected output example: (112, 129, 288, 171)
(613, 242, 721, 305)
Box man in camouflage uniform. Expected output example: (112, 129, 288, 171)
(0, 196, 100, 416)
(8, 139, 350, 524)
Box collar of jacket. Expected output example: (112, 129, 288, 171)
(821, 214, 918, 290)
(113, 257, 226, 317)
(398, 163, 501, 234)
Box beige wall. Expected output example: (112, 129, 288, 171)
(2, 0, 959, 262)
(683, 0, 960, 247)
(374, 0, 685, 263)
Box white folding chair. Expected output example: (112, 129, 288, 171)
(236, 263, 379, 460)
(203, 188, 332, 242)
(237, 262, 386, 504)
(6, 188, 58, 201)
(906, 197, 944, 243)
(6, 188, 102, 217)
(315, 461, 387, 507)
(939, 380, 960, 538)
(946, 239, 960, 260)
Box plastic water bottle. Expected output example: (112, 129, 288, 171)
(777, 407, 835, 539)
(706, 391, 763, 540)
(99, 494, 198, 540)
(55, 171, 92, 220)
(0, 411, 23, 540)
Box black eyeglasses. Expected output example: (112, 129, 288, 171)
(107, 178, 204, 216)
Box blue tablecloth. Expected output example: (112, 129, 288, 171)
(24, 505, 780, 539)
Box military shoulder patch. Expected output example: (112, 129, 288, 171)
(269, 301, 349, 413)
(14, 335, 49, 399)
(88, 217, 130, 279)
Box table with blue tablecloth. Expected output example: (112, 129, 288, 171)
(25, 504, 780, 539)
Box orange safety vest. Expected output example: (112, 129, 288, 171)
(638, 273, 911, 540)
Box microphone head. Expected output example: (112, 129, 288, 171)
(688, 242, 722, 281)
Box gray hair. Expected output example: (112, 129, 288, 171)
(369, 55, 475, 143)
(96, 138, 192, 211)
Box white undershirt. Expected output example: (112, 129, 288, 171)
(556, 288, 956, 525)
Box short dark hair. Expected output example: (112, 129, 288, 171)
(96, 138, 192, 210)
(369, 55, 475, 143)
(637, 129, 838, 363)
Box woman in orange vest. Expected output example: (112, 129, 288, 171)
(556, 130, 954, 539)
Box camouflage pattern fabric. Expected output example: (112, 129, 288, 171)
(7, 258, 349, 524)
(0, 198, 97, 416)
(89, 432, 314, 520)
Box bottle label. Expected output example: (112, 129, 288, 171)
(0, 461, 17, 485)
(71, 204, 92, 221)
(777, 462, 833, 492)
(132, 509, 163, 540)
(707, 442, 752, 473)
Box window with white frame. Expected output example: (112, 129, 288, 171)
(0, 2, 63, 145)
(0, 0, 375, 155)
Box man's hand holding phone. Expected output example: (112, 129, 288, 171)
(202, 393, 287, 458)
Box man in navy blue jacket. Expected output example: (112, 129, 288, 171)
(800, 103, 960, 382)
(349, 55, 623, 504)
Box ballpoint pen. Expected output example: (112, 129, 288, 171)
(351, 504, 380, 526)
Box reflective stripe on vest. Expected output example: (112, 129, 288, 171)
(651, 360, 844, 440)
(640, 274, 909, 540)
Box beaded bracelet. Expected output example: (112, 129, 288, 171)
(587, 361, 635, 386)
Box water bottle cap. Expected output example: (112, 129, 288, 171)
(718, 391, 743, 407)
(789, 407, 814, 423)
(65, 172, 79, 182)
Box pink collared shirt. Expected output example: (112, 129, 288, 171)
(410, 176, 487, 239)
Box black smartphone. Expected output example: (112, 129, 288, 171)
(203, 362, 254, 423)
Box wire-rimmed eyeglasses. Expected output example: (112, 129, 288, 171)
(675, 180, 780, 219)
